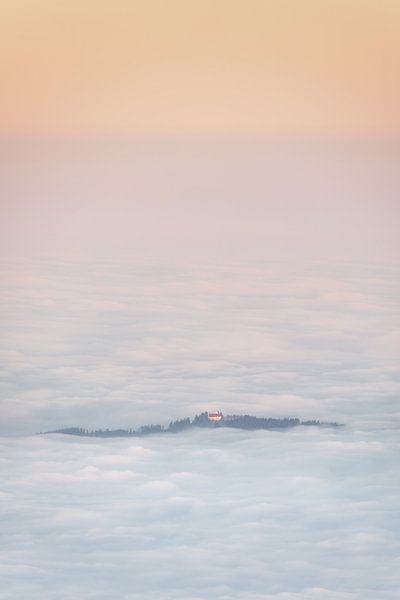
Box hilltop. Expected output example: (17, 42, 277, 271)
(44, 412, 341, 438)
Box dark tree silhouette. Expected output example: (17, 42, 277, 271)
(46, 412, 340, 437)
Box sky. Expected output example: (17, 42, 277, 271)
(1, 0, 400, 137)
(1, 0, 399, 266)
(1, 138, 399, 264)
(1, 3, 400, 599)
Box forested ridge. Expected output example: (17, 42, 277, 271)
(44, 412, 341, 437)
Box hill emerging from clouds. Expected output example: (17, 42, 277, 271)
(45, 412, 341, 438)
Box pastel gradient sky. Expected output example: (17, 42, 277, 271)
(1, 0, 400, 136)
(0, 1, 399, 263)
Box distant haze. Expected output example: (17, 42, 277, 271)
(1, 137, 399, 264)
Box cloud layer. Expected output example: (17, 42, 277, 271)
(1, 425, 399, 599)
(1, 255, 399, 599)
(1, 259, 399, 434)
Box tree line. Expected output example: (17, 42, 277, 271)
(45, 412, 340, 437)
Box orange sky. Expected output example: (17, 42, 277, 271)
(1, 0, 400, 136)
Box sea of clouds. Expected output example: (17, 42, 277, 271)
(1, 259, 399, 433)
(1, 425, 399, 600)
(1, 258, 399, 598)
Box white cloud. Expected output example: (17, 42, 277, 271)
(1, 259, 399, 434)
(1, 425, 399, 599)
